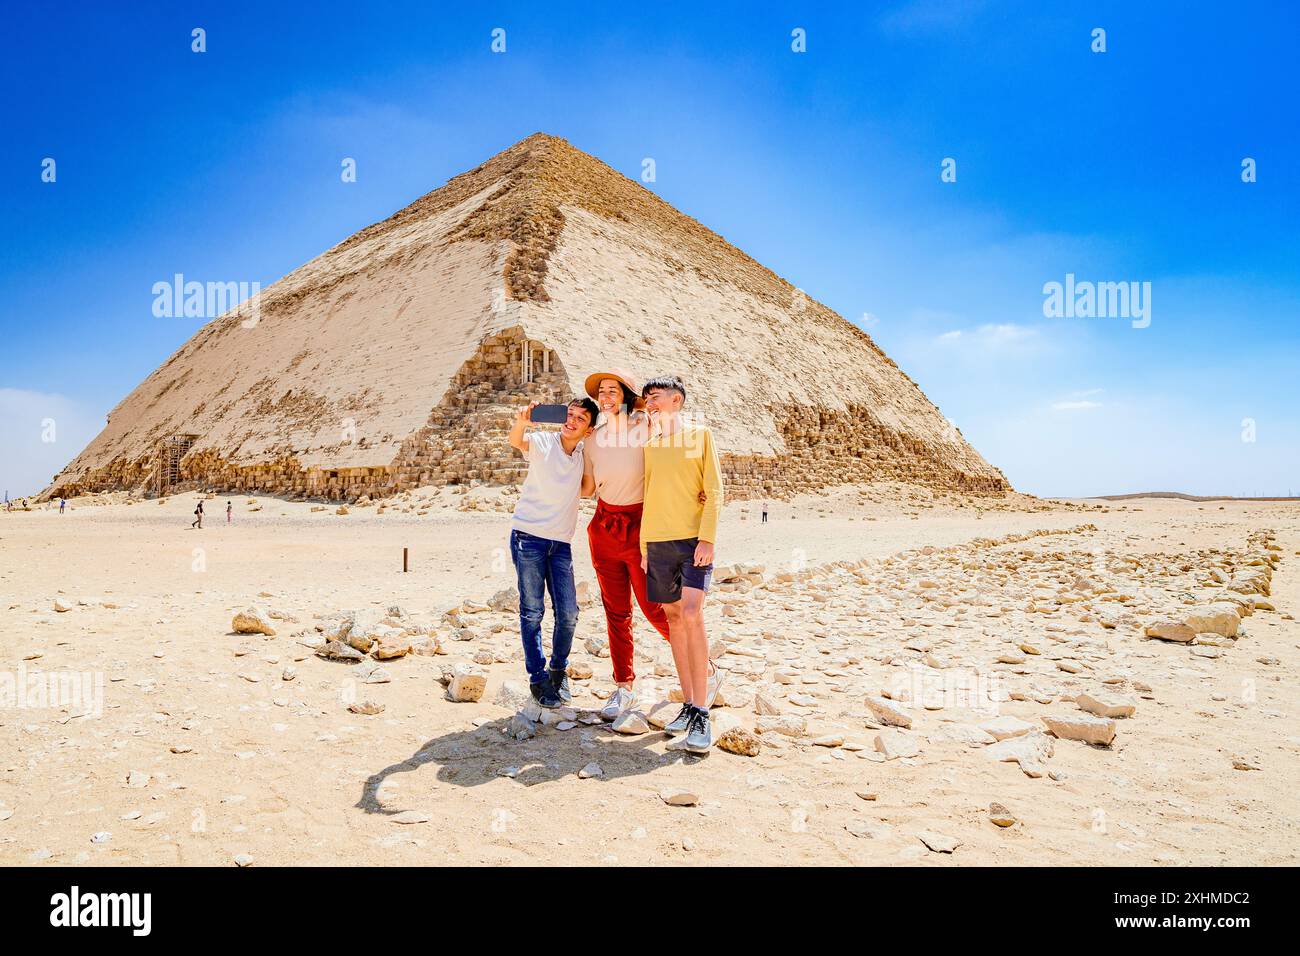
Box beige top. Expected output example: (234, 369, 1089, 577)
(583, 413, 651, 506)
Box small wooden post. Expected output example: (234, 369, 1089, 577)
(403, 547, 409, 573)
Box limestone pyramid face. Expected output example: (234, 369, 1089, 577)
(48, 133, 1009, 500)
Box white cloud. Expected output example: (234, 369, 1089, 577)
(0, 388, 101, 498)
(976, 323, 1036, 344)
(1051, 400, 1102, 411)
(934, 323, 1038, 350)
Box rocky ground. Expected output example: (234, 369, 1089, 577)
(1, 487, 1296, 865)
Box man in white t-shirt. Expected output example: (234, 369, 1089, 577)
(507, 397, 598, 708)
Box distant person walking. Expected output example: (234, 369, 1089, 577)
(191, 500, 204, 529)
(761, 501, 768, 523)
(59, 498, 66, 514)
(226, 501, 232, 524)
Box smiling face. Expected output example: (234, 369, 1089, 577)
(596, 378, 626, 417)
(561, 401, 595, 439)
(643, 387, 683, 416)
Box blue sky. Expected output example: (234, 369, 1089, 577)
(2, 0, 1297, 498)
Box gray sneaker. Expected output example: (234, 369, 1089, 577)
(684, 708, 712, 754)
(663, 703, 695, 736)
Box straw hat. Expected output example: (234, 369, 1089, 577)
(583, 368, 645, 410)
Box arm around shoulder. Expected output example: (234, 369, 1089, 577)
(697, 426, 724, 544)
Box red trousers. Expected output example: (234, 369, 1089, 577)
(587, 499, 670, 684)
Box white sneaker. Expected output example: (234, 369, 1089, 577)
(703, 660, 724, 709)
(600, 686, 636, 722)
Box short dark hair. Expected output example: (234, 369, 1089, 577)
(642, 375, 686, 404)
(568, 397, 599, 426)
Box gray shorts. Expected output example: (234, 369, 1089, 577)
(645, 538, 713, 604)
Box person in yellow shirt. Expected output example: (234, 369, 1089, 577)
(639, 375, 724, 754)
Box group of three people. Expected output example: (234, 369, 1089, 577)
(505, 369, 724, 755)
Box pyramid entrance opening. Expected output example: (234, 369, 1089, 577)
(392, 327, 571, 490)
(155, 433, 199, 497)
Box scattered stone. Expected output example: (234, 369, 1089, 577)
(987, 732, 1054, 777)
(660, 789, 699, 807)
(126, 770, 150, 789)
(506, 713, 537, 740)
(756, 714, 807, 737)
(988, 802, 1017, 827)
(1041, 712, 1116, 746)
(1182, 605, 1240, 638)
(489, 587, 520, 612)
(1145, 621, 1196, 643)
(716, 727, 761, 756)
(373, 639, 412, 660)
(234, 853, 254, 867)
(865, 695, 913, 729)
(1076, 691, 1137, 719)
(348, 700, 385, 715)
(578, 762, 603, 779)
(390, 810, 431, 824)
(874, 729, 921, 760)
(846, 819, 888, 839)
(611, 710, 650, 735)
(917, 829, 961, 853)
(317, 640, 364, 661)
(978, 715, 1036, 741)
(232, 606, 276, 636)
(446, 664, 486, 703)
(645, 699, 679, 729)
(493, 680, 532, 711)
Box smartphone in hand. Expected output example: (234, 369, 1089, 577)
(529, 404, 569, 424)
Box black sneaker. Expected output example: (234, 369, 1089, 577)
(530, 678, 562, 709)
(549, 668, 572, 703)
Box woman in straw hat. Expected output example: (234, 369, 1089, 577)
(579, 368, 674, 722)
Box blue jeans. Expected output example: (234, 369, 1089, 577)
(510, 529, 578, 684)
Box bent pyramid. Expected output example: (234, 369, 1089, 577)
(47, 133, 1010, 501)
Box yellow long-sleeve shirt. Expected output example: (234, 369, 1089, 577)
(640, 422, 724, 554)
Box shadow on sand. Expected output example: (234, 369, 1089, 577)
(355, 712, 705, 814)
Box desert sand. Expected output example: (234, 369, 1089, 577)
(1, 487, 1295, 866)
